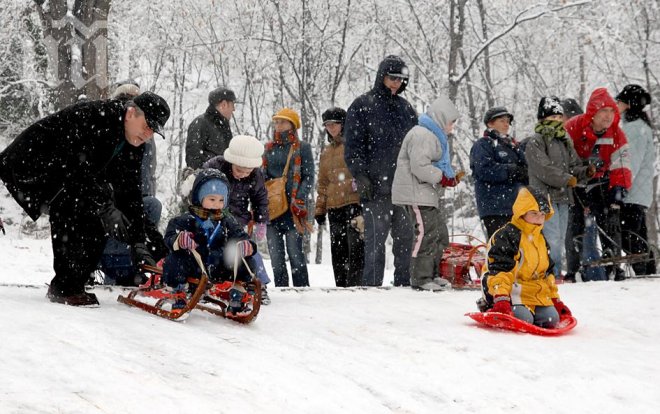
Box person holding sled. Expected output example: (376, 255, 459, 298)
(565, 88, 632, 281)
(97, 80, 168, 286)
(481, 187, 572, 328)
(162, 169, 256, 311)
(202, 135, 272, 303)
(314, 107, 364, 287)
(392, 95, 464, 291)
(0, 92, 170, 307)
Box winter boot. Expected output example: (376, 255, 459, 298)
(47, 286, 99, 307)
(411, 281, 448, 292)
(432, 277, 451, 288)
(261, 285, 271, 305)
(228, 285, 248, 314)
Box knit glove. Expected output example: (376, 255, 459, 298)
(508, 165, 528, 183)
(100, 205, 131, 242)
(315, 214, 326, 226)
(440, 171, 465, 187)
(552, 298, 572, 317)
(608, 186, 627, 207)
(236, 239, 254, 258)
(566, 176, 578, 188)
(354, 175, 373, 201)
(586, 164, 597, 178)
(133, 242, 156, 267)
(291, 199, 307, 219)
(489, 295, 513, 315)
(177, 231, 198, 251)
(254, 223, 267, 241)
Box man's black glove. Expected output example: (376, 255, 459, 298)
(100, 205, 131, 242)
(133, 242, 156, 267)
(315, 214, 326, 226)
(608, 186, 628, 207)
(354, 175, 373, 201)
(508, 164, 528, 183)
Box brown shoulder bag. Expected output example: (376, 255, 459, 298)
(265, 146, 294, 220)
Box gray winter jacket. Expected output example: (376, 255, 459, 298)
(392, 96, 460, 207)
(621, 118, 655, 207)
(525, 128, 589, 205)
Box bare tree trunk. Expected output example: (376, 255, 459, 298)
(36, 0, 111, 110)
(447, 0, 467, 102)
(476, 0, 494, 108)
(579, 40, 587, 109)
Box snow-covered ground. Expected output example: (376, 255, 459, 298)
(1, 228, 659, 414)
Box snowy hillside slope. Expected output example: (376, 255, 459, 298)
(1, 235, 659, 414)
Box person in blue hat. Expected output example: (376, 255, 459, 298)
(162, 169, 256, 306)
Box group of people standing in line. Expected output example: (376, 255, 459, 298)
(0, 54, 655, 310)
(471, 86, 656, 284)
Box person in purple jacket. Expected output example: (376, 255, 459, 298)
(203, 135, 272, 304)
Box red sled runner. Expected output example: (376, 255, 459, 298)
(118, 249, 261, 323)
(465, 312, 577, 336)
(439, 237, 487, 289)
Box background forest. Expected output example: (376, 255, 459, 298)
(1, 0, 658, 241)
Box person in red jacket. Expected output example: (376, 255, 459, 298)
(564, 88, 632, 281)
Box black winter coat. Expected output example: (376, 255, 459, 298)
(185, 106, 233, 169)
(469, 129, 528, 218)
(344, 59, 417, 198)
(202, 156, 269, 226)
(0, 100, 146, 242)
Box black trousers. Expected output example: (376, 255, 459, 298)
(565, 199, 585, 276)
(49, 198, 108, 295)
(328, 204, 364, 287)
(621, 203, 657, 275)
(583, 185, 623, 278)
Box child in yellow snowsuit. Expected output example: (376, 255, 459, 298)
(481, 187, 572, 327)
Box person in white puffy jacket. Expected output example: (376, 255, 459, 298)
(392, 96, 464, 291)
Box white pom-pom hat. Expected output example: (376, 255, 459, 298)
(223, 135, 265, 168)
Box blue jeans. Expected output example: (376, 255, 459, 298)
(362, 197, 412, 286)
(250, 252, 271, 285)
(513, 305, 560, 328)
(581, 214, 607, 281)
(542, 203, 569, 276)
(266, 213, 309, 287)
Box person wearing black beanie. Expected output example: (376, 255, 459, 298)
(616, 84, 656, 275)
(315, 106, 364, 287)
(525, 96, 594, 278)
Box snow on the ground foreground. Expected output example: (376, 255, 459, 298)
(1, 237, 659, 414)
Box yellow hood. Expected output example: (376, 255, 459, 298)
(511, 187, 554, 234)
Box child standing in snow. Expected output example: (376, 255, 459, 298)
(480, 187, 572, 328)
(392, 95, 465, 291)
(162, 169, 256, 296)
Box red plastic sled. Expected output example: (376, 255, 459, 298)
(465, 311, 577, 336)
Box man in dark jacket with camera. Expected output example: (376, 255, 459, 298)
(0, 92, 170, 306)
(344, 55, 417, 287)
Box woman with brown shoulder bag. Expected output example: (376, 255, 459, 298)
(263, 108, 314, 287)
